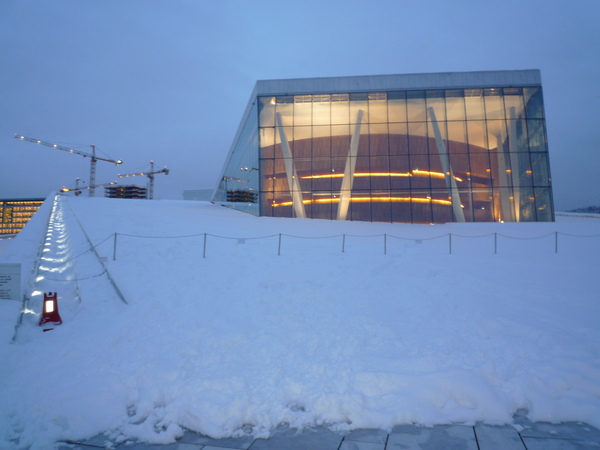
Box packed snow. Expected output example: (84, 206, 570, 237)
(1, 194, 599, 449)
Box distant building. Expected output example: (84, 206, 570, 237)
(214, 70, 554, 223)
(105, 185, 148, 199)
(0, 198, 45, 235)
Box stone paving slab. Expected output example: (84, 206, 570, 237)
(520, 437, 597, 449)
(339, 440, 386, 450)
(58, 421, 600, 449)
(248, 425, 343, 450)
(387, 425, 478, 449)
(474, 424, 525, 449)
(178, 430, 255, 449)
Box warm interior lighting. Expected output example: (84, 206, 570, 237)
(45, 302, 54, 314)
(301, 172, 412, 179)
(300, 169, 462, 182)
(272, 196, 453, 207)
(412, 169, 462, 182)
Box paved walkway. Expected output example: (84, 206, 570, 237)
(58, 416, 600, 449)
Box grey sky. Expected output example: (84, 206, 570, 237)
(1, 0, 599, 211)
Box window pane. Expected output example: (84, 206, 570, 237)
(350, 93, 369, 124)
(260, 128, 275, 158)
(531, 152, 551, 186)
(331, 94, 349, 124)
(465, 89, 485, 120)
(294, 101, 311, 126)
(260, 159, 275, 192)
(534, 187, 553, 221)
(388, 91, 407, 122)
(370, 156, 391, 190)
(259, 97, 276, 127)
(466, 120, 488, 151)
(369, 124, 389, 156)
(369, 93, 388, 123)
(527, 119, 547, 152)
(371, 191, 391, 222)
(331, 125, 350, 158)
(407, 91, 426, 122)
(389, 155, 411, 189)
(292, 126, 312, 158)
(389, 123, 408, 156)
(408, 122, 428, 154)
(313, 125, 331, 158)
(311, 158, 332, 192)
(503, 88, 525, 120)
(445, 90, 466, 121)
(484, 88, 505, 120)
(313, 97, 331, 126)
(353, 157, 371, 190)
(426, 90, 446, 122)
(390, 190, 412, 223)
(447, 121, 468, 154)
(524, 87, 545, 119)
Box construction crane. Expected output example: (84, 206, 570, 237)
(60, 181, 117, 194)
(118, 161, 169, 200)
(14, 134, 123, 197)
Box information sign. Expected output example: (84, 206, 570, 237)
(0, 263, 21, 301)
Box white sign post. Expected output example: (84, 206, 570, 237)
(0, 263, 21, 301)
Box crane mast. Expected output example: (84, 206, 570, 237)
(14, 134, 123, 197)
(118, 161, 169, 200)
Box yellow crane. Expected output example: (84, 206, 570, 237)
(60, 179, 118, 195)
(14, 134, 123, 197)
(118, 161, 169, 200)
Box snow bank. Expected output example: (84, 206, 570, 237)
(1, 195, 599, 448)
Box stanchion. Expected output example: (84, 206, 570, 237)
(113, 233, 118, 260)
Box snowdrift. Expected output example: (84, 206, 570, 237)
(1, 195, 599, 449)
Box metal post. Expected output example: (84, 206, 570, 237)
(203, 233, 207, 258)
(555, 231, 558, 254)
(494, 232, 497, 254)
(384, 234, 387, 255)
(342, 234, 346, 253)
(278, 233, 282, 256)
(113, 233, 117, 260)
(89, 145, 97, 198)
(449, 233, 452, 254)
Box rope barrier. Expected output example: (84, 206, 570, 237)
(107, 229, 600, 259)
(41, 269, 107, 282)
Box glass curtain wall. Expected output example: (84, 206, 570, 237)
(214, 102, 260, 215)
(256, 86, 553, 223)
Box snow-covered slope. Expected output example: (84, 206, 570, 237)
(1, 195, 599, 449)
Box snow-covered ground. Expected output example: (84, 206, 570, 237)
(1, 195, 599, 449)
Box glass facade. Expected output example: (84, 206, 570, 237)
(215, 74, 553, 223)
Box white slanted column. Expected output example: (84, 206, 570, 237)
(495, 130, 516, 222)
(337, 109, 363, 221)
(508, 107, 521, 221)
(276, 113, 306, 219)
(428, 107, 465, 222)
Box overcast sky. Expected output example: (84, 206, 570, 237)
(1, 0, 599, 211)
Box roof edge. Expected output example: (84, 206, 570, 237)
(255, 69, 541, 96)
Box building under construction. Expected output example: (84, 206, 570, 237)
(0, 198, 45, 235)
(104, 185, 148, 199)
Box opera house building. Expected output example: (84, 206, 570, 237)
(214, 70, 554, 223)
